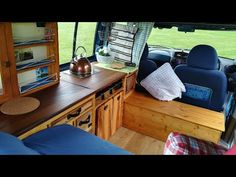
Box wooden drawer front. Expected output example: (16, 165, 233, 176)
(75, 111, 93, 132)
(51, 100, 93, 126)
(126, 73, 136, 94)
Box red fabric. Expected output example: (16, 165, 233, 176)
(164, 132, 227, 155)
(224, 145, 236, 155)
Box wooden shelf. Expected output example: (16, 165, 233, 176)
(20, 79, 59, 96)
(16, 60, 55, 73)
(14, 40, 53, 49)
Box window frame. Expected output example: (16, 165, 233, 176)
(59, 22, 99, 71)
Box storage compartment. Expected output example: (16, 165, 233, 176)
(51, 100, 93, 127)
(95, 79, 123, 106)
(75, 111, 93, 132)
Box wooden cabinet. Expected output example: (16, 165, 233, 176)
(96, 91, 124, 140)
(0, 22, 59, 104)
(96, 99, 113, 140)
(18, 94, 95, 140)
(111, 91, 123, 135)
(124, 71, 137, 99)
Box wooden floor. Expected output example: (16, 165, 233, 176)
(108, 127, 165, 155)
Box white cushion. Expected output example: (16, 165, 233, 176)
(140, 63, 186, 101)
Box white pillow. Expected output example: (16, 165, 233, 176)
(140, 63, 186, 101)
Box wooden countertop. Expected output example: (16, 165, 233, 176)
(60, 66, 127, 92)
(0, 81, 95, 136)
(125, 91, 225, 132)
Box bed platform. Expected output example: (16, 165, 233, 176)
(123, 91, 225, 144)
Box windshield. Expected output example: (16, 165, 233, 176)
(147, 27, 236, 59)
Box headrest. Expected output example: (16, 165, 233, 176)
(187, 45, 218, 70)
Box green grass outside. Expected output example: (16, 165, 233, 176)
(148, 27, 236, 59)
(58, 22, 97, 64)
(58, 23, 236, 65)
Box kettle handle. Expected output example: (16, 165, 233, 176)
(74, 46, 87, 58)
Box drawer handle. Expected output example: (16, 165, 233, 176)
(79, 115, 91, 126)
(67, 107, 82, 120)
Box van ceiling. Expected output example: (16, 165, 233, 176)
(154, 22, 236, 31)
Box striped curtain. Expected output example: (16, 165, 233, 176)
(109, 23, 138, 62)
(129, 22, 154, 65)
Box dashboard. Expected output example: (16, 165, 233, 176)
(148, 48, 226, 71)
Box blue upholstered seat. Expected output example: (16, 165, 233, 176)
(23, 125, 131, 155)
(136, 44, 158, 92)
(174, 44, 227, 112)
(0, 125, 131, 155)
(0, 132, 40, 155)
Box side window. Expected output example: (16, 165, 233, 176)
(58, 22, 74, 65)
(76, 22, 97, 57)
(58, 22, 97, 65)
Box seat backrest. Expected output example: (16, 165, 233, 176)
(136, 44, 158, 92)
(174, 44, 227, 112)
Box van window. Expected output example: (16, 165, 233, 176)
(58, 22, 74, 65)
(58, 22, 97, 65)
(147, 27, 236, 60)
(76, 22, 97, 57)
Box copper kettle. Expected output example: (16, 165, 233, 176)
(70, 46, 92, 78)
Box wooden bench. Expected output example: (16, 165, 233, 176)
(123, 91, 225, 144)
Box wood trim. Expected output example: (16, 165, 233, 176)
(4, 22, 19, 97)
(20, 79, 59, 97)
(18, 122, 49, 140)
(16, 61, 55, 73)
(14, 41, 53, 49)
(0, 23, 13, 104)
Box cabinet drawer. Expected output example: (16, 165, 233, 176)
(75, 111, 93, 132)
(51, 100, 93, 126)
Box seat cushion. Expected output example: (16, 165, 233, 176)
(140, 63, 186, 101)
(164, 132, 227, 155)
(0, 132, 40, 155)
(23, 125, 131, 155)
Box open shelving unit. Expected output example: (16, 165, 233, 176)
(3, 22, 60, 97)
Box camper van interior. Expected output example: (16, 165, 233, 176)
(0, 22, 236, 155)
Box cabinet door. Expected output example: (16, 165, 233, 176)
(111, 92, 123, 135)
(96, 99, 113, 140)
(0, 23, 12, 104)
